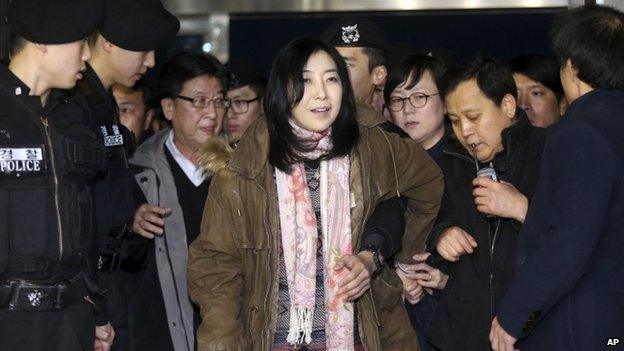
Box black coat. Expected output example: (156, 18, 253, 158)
(496, 89, 624, 350)
(426, 112, 545, 350)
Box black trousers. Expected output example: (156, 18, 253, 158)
(100, 271, 131, 351)
(0, 300, 95, 350)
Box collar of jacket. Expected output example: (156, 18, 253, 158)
(228, 103, 386, 179)
(130, 128, 171, 169)
(0, 64, 70, 116)
(443, 109, 532, 173)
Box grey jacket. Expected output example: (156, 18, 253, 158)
(130, 129, 195, 351)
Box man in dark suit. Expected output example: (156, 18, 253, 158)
(490, 5, 624, 351)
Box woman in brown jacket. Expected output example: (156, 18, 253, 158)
(188, 37, 444, 350)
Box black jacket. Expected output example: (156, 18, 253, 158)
(497, 89, 624, 350)
(74, 64, 136, 247)
(0, 65, 108, 318)
(427, 111, 545, 350)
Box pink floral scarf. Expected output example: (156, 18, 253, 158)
(275, 121, 354, 350)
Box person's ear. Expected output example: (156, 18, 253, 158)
(144, 108, 156, 130)
(100, 36, 116, 53)
(558, 97, 568, 116)
(161, 98, 175, 121)
(371, 65, 387, 86)
(501, 94, 517, 120)
(34, 43, 48, 54)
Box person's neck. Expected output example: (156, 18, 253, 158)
(172, 134, 199, 166)
(88, 54, 114, 90)
(8, 55, 50, 105)
(422, 126, 446, 150)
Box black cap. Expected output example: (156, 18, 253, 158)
(100, 0, 180, 51)
(321, 18, 387, 49)
(226, 58, 267, 90)
(9, 0, 104, 44)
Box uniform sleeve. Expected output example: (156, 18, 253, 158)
(496, 121, 617, 338)
(187, 174, 249, 350)
(361, 196, 407, 259)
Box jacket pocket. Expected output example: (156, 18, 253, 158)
(372, 267, 403, 313)
(8, 188, 50, 258)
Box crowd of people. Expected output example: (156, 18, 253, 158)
(1, 1, 623, 351)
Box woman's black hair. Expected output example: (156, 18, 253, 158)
(550, 5, 624, 89)
(508, 54, 564, 99)
(265, 37, 359, 173)
(440, 56, 517, 106)
(158, 49, 231, 100)
(384, 54, 446, 106)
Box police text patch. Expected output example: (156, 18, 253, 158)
(100, 124, 125, 147)
(0, 146, 45, 176)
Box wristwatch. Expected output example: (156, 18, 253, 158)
(359, 245, 384, 279)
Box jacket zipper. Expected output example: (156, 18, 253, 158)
(446, 149, 505, 320)
(41, 116, 64, 260)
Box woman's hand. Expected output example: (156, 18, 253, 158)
(132, 203, 172, 239)
(398, 253, 449, 290)
(335, 252, 375, 301)
(472, 178, 529, 223)
(395, 264, 424, 304)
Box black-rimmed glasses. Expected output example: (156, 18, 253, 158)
(176, 95, 231, 110)
(388, 92, 440, 112)
(229, 96, 262, 114)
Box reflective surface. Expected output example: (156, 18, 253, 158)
(164, 0, 568, 15)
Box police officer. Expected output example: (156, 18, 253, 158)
(72, 1, 179, 350)
(321, 18, 389, 113)
(224, 58, 267, 146)
(0, 0, 114, 350)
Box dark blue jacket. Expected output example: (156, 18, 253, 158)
(497, 89, 624, 350)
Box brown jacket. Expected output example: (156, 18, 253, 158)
(188, 106, 444, 350)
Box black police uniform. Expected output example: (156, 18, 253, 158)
(0, 64, 108, 350)
(76, 2, 180, 350)
(74, 63, 137, 351)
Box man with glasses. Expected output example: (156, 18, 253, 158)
(128, 50, 231, 351)
(224, 58, 267, 146)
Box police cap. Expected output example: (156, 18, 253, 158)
(9, 0, 104, 44)
(321, 18, 387, 49)
(226, 58, 267, 90)
(100, 0, 180, 52)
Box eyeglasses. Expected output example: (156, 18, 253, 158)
(229, 96, 262, 114)
(388, 92, 440, 112)
(176, 95, 231, 110)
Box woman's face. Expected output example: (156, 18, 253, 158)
(162, 74, 225, 152)
(513, 73, 564, 128)
(290, 50, 343, 132)
(389, 70, 446, 149)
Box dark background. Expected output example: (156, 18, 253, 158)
(227, 8, 563, 73)
(149, 7, 564, 82)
